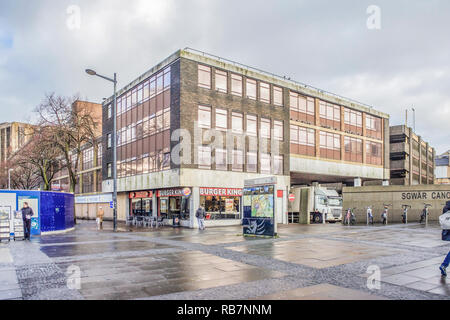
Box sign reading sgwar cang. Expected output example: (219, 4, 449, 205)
(401, 191, 450, 201)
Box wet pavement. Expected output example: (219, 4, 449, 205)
(0, 220, 450, 300)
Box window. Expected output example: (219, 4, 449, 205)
(156, 72, 164, 94)
(143, 81, 150, 101)
(215, 109, 228, 131)
(198, 105, 211, 128)
(290, 125, 315, 156)
(259, 82, 270, 103)
(107, 163, 112, 178)
(246, 115, 257, 137)
(319, 101, 341, 130)
(246, 79, 257, 100)
(344, 108, 363, 135)
(215, 69, 227, 93)
(232, 150, 244, 172)
(260, 118, 271, 139)
(260, 153, 271, 174)
(107, 133, 112, 149)
(366, 141, 382, 166)
(273, 86, 283, 106)
(198, 65, 211, 89)
(344, 136, 363, 163)
(163, 67, 171, 90)
(274, 121, 283, 141)
(273, 155, 283, 175)
(232, 112, 243, 134)
(198, 146, 211, 169)
(231, 74, 242, 96)
(107, 105, 112, 119)
(290, 92, 315, 123)
(247, 152, 257, 173)
(319, 131, 341, 160)
(215, 148, 227, 171)
(83, 147, 94, 170)
(366, 114, 382, 140)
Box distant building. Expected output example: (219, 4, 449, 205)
(0, 122, 34, 164)
(390, 125, 435, 185)
(435, 151, 450, 185)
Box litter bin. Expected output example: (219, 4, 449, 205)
(172, 214, 181, 228)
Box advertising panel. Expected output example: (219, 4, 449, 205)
(243, 185, 275, 237)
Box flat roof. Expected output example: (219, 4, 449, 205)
(104, 48, 389, 119)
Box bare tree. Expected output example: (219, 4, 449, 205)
(35, 93, 98, 193)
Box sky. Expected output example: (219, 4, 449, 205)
(0, 0, 449, 154)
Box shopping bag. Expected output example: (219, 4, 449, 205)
(439, 212, 450, 230)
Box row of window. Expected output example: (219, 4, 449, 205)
(290, 91, 383, 139)
(290, 125, 383, 165)
(198, 105, 284, 140)
(113, 110, 171, 148)
(198, 147, 284, 175)
(198, 65, 284, 106)
(107, 152, 171, 179)
(110, 66, 171, 117)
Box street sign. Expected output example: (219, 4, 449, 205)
(109, 201, 114, 209)
(289, 194, 295, 202)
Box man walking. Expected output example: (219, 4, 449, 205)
(21, 202, 34, 240)
(439, 201, 450, 277)
(196, 206, 206, 230)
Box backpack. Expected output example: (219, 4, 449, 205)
(439, 211, 450, 241)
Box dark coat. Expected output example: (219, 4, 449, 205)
(21, 207, 34, 221)
(444, 201, 450, 214)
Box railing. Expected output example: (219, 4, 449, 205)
(183, 47, 380, 112)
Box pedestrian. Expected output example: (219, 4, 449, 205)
(439, 201, 450, 277)
(381, 207, 388, 225)
(21, 202, 34, 240)
(96, 206, 105, 230)
(367, 207, 374, 225)
(195, 206, 206, 230)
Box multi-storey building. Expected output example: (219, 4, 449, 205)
(101, 48, 390, 227)
(0, 122, 33, 164)
(435, 151, 450, 185)
(390, 125, 435, 185)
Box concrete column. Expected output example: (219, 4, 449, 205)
(190, 187, 200, 229)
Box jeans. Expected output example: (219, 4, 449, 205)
(443, 251, 450, 268)
(197, 218, 205, 230)
(24, 219, 31, 239)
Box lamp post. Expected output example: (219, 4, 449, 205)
(411, 107, 416, 133)
(86, 68, 118, 232)
(8, 168, 13, 190)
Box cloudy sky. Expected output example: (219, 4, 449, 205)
(0, 0, 449, 153)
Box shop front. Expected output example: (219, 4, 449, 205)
(129, 191, 153, 217)
(199, 187, 242, 221)
(156, 188, 191, 222)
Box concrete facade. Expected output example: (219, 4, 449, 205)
(343, 185, 450, 223)
(390, 125, 435, 185)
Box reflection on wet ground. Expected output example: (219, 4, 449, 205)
(2, 220, 450, 300)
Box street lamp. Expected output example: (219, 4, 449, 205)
(8, 168, 13, 190)
(85, 68, 118, 232)
(411, 107, 416, 133)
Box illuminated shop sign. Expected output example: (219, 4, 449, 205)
(129, 191, 153, 199)
(199, 188, 243, 197)
(157, 188, 191, 197)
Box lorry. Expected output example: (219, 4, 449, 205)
(288, 186, 343, 224)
